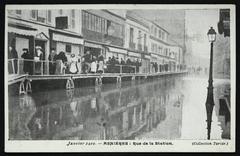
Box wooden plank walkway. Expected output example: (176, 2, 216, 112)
(27, 71, 187, 80)
(8, 74, 28, 85)
(8, 71, 188, 85)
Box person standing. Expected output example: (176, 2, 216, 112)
(97, 52, 104, 74)
(8, 46, 18, 74)
(90, 56, 97, 73)
(21, 48, 31, 74)
(83, 51, 91, 73)
(77, 54, 82, 74)
(48, 48, 57, 75)
(34, 46, 44, 75)
(55, 51, 67, 75)
(69, 54, 78, 74)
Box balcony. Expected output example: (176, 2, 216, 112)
(129, 42, 136, 50)
(137, 44, 143, 51)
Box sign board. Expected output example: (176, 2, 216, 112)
(108, 47, 127, 54)
(53, 33, 84, 45)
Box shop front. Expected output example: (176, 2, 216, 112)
(8, 24, 37, 75)
(84, 41, 104, 61)
(50, 30, 84, 61)
(105, 46, 128, 63)
(142, 54, 151, 73)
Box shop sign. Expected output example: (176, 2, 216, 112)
(144, 55, 151, 59)
(128, 51, 141, 58)
(108, 47, 127, 54)
(84, 42, 102, 49)
(53, 33, 84, 45)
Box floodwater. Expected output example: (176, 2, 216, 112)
(8, 75, 230, 140)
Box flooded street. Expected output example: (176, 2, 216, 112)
(8, 75, 230, 140)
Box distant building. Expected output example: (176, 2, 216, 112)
(125, 10, 150, 73)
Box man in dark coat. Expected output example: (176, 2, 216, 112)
(21, 48, 31, 74)
(8, 46, 18, 74)
(48, 48, 57, 75)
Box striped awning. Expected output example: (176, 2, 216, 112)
(8, 26, 37, 37)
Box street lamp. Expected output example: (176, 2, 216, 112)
(205, 27, 216, 140)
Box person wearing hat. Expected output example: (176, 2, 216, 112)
(48, 48, 57, 75)
(69, 54, 78, 74)
(8, 45, 18, 74)
(21, 48, 31, 74)
(34, 46, 43, 75)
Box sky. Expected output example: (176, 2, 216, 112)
(185, 9, 219, 59)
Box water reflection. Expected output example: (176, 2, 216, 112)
(8, 76, 230, 140)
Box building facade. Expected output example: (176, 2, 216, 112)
(7, 9, 84, 74)
(7, 8, 184, 75)
(124, 11, 150, 73)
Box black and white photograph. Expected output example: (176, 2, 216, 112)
(5, 4, 235, 152)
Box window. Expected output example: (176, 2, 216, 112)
(151, 25, 154, 34)
(16, 10, 22, 15)
(71, 10, 75, 29)
(151, 43, 154, 52)
(154, 27, 157, 37)
(158, 30, 162, 39)
(144, 34, 147, 47)
(37, 10, 46, 23)
(47, 10, 52, 23)
(59, 9, 63, 15)
(31, 10, 37, 19)
(66, 44, 71, 53)
(82, 11, 107, 34)
(162, 32, 165, 40)
(138, 30, 142, 45)
(130, 27, 134, 43)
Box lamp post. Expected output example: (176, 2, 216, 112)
(205, 27, 216, 140)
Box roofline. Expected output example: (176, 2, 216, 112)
(102, 9, 126, 21)
(151, 21, 170, 34)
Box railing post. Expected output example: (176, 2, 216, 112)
(11, 59, 15, 74)
(41, 61, 42, 75)
(120, 65, 122, 74)
(17, 59, 20, 75)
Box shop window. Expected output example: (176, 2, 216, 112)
(66, 44, 71, 53)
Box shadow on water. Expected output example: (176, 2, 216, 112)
(8, 75, 230, 140)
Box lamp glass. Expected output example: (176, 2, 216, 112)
(208, 34, 216, 42)
(207, 27, 216, 42)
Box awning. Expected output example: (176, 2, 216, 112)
(53, 33, 84, 45)
(128, 51, 141, 58)
(8, 26, 37, 37)
(108, 47, 127, 55)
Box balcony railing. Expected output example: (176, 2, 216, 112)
(129, 42, 136, 50)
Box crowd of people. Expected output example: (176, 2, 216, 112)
(47, 50, 142, 75)
(9, 46, 185, 76)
